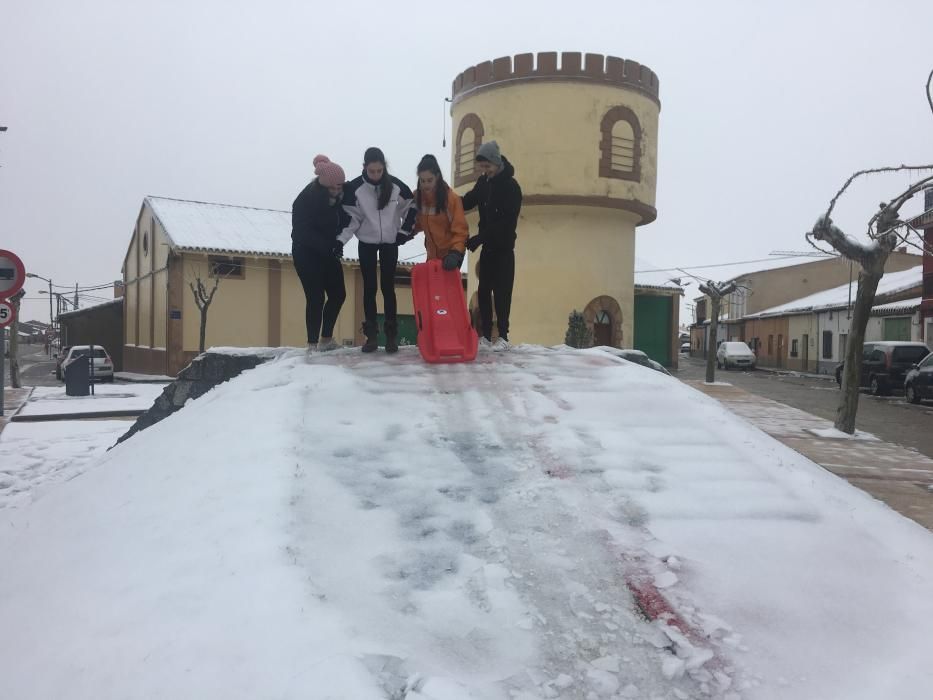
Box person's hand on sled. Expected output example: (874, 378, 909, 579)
(442, 251, 464, 271)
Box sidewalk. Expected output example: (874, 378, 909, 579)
(9, 384, 166, 423)
(0, 387, 33, 435)
(686, 380, 933, 531)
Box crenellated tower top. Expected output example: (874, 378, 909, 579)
(451, 52, 660, 106)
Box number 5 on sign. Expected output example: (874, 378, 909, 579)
(0, 300, 14, 328)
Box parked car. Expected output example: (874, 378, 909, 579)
(904, 352, 933, 404)
(716, 341, 756, 370)
(680, 342, 691, 353)
(54, 345, 72, 381)
(60, 345, 115, 382)
(835, 341, 930, 396)
(601, 347, 671, 376)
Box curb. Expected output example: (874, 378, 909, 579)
(11, 409, 145, 422)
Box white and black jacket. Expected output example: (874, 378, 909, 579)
(338, 173, 415, 245)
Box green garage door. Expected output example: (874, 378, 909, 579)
(376, 314, 418, 347)
(883, 316, 911, 341)
(634, 295, 673, 366)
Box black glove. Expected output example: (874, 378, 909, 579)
(442, 251, 464, 271)
(333, 241, 344, 259)
(466, 235, 482, 252)
(395, 232, 414, 245)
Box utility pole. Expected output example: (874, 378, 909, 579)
(26, 272, 54, 357)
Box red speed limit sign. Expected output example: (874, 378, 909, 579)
(0, 300, 14, 328)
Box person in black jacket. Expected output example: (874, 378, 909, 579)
(291, 155, 349, 353)
(462, 141, 522, 350)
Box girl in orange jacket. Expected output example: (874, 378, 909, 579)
(410, 154, 469, 270)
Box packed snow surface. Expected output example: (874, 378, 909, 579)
(2, 346, 933, 700)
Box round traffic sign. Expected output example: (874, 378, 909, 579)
(0, 300, 14, 328)
(0, 249, 26, 299)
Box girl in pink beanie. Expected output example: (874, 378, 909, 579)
(313, 154, 346, 190)
(290, 154, 349, 353)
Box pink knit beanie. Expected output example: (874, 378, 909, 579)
(313, 155, 346, 187)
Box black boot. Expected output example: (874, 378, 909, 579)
(361, 320, 379, 353)
(384, 319, 398, 354)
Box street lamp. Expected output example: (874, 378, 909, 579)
(26, 272, 54, 357)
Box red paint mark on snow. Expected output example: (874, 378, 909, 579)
(625, 575, 691, 635)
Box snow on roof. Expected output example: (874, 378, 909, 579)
(871, 296, 921, 315)
(146, 196, 428, 265)
(747, 265, 922, 318)
(58, 297, 123, 319)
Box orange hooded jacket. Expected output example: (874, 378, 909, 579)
(414, 186, 469, 260)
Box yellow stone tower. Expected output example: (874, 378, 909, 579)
(450, 52, 660, 347)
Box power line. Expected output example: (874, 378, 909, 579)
(634, 253, 837, 275)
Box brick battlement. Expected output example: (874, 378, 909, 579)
(451, 52, 660, 105)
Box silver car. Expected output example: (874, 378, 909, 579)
(61, 345, 115, 382)
(717, 341, 756, 370)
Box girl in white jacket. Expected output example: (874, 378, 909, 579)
(339, 147, 415, 353)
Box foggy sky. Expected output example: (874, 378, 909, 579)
(2, 0, 932, 326)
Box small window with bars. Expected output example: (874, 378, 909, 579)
(209, 256, 245, 279)
(599, 106, 642, 182)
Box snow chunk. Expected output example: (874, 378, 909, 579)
(808, 427, 880, 441)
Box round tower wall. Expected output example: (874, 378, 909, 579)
(452, 81, 659, 216)
(465, 206, 637, 347)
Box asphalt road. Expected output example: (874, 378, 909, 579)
(8, 344, 61, 387)
(676, 354, 933, 460)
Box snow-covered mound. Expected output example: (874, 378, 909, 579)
(2, 346, 933, 700)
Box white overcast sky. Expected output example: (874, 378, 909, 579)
(2, 0, 932, 325)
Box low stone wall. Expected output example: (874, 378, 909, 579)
(114, 352, 266, 446)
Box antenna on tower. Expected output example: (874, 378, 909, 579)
(442, 97, 452, 148)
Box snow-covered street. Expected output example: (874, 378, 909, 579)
(1, 346, 932, 699)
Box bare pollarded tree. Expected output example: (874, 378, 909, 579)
(698, 280, 737, 384)
(806, 69, 933, 434)
(189, 270, 221, 355)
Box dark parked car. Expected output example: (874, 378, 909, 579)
(904, 352, 933, 404)
(600, 347, 672, 376)
(835, 341, 930, 396)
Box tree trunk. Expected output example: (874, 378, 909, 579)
(199, 309, 208, 354)
(705, 296, 720, 384)
(835, 261, 885, 433)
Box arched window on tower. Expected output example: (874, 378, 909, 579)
(599, 106, 642, 182)
(454, 113, 484, 187)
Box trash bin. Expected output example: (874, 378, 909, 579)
(64, 354, 90, 396)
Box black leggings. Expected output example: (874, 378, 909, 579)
(477, 248, 515, 340)
(292, 243, 346, 343)
(358, 242, 398, 323)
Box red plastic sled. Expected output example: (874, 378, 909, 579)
(411, 259, 478, 364)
